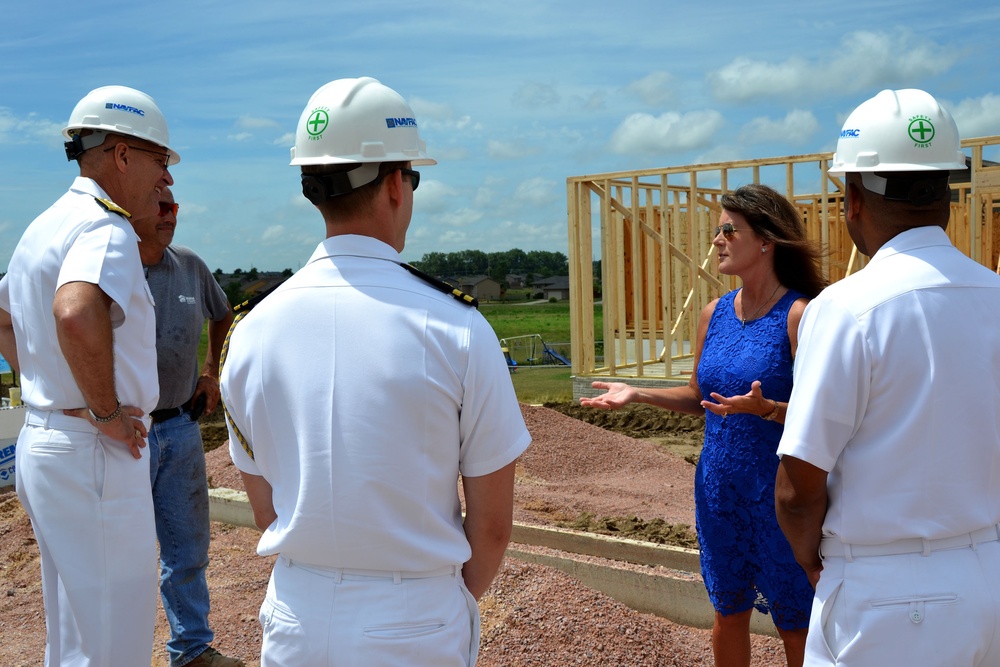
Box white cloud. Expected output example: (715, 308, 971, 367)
(709, 29, 959, 103)
(576, 91, 607, 112)
(227, 132, 253, 142)
(950, 94, 1000, 138)
(262, 225, 286, 242)
(273, 132, 295, 146)
(624, 71, 675, 107)
(0, 108, 64, 146)
(608, 110, 724, 155)
(409, 97, 455, 121)
(413, 179, 459, 214)
(738, 109, 819, 146)
(434, 208, 484, 228)
(514, 177, 558, 207)
(487, 139, 542, 159)
(512, 82, 560, 109)
(473, 185, 494, 209)
(236, 115, 281, 130)
(176, 201, 209, 215)
(431, 145, 470, 162)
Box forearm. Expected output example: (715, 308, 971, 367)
(202, 307, 234, 378)
(0, 308, 19, 374)
(775, 456, 828, 586)
(462, 523, 511, 601)
(53, 282, 118, 414)
(634, 385, 704, 415)
(240, 471, 277, 530)
(462, 461, 517, 600)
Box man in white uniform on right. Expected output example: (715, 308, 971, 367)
(775, 88, 1000, 666)
(221, 77, 531, 666)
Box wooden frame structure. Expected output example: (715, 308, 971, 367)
(567, 136, 1000, 386)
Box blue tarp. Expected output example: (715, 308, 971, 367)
(0, 355, 10, 375)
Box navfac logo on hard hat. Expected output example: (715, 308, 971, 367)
(106, 102, 145, 117)
(840, 129, 860, 138)
(385, 117, 417, 128)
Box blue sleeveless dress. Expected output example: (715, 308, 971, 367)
(695, 288, 812, 630)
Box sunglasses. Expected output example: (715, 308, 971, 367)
(399, 168, 420, 191)
(105, 143, 171, 170)
(714, 222, 740, 239)
(158, 202, 179, 217)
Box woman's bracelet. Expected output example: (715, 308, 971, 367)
(761, 399, 779, 421)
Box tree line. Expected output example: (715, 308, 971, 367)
(410, 249, 569, 285)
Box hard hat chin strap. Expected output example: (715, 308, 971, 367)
(861, 171, 949, 206)
(64, 130, 109, 162)
(300, 163, 382, 204)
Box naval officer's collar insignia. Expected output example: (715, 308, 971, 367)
(400, 263, 479, 308)
(93, 197, 131, 219)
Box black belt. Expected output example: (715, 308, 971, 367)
(150, 399, 193, 424)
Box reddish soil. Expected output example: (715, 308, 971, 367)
(0, 404, 788, 666)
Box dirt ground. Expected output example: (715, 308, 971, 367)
(0, 403, 790, 666)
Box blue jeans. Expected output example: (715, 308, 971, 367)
(149, 412, 214, 666)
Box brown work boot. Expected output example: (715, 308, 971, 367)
(185, 647, 246, 667)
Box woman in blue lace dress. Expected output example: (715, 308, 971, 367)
(582, 184, 826, 667)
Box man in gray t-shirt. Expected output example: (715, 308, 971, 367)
(135, 187, 241, 667)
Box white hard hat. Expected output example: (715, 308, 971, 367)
(63, 85, 179, 165)
(290, 77, 435, 184)
(828, 89, 965, 176)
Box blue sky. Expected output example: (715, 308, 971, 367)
(3, 1, 1000, 272)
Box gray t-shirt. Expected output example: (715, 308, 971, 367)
(144, 245, 230, 411)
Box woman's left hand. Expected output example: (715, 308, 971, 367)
(701, 379, 770, 417)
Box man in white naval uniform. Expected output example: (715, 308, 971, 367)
(221, 77, 531, 666)
(776, 89, 1000, 666)
(0, 85, 178, 666)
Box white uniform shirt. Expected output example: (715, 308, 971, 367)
(778, 226, 1000, 544)
(222, 234, 531, 571)
(0, 177, 158, 413)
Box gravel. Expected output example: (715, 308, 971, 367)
(0, 404, 788, 666)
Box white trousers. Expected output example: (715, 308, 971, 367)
(16, 411, 157, 667)
(260, 556, 480, 667)
(806, 539, 1000, 666)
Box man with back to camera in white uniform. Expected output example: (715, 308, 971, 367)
(133, 185, 242, 667)
(220, 77, 532, 666)
(775, 88, 1000, 666)
(0, 85, 178, 666)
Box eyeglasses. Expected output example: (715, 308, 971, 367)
(714, 222, 740, 239)
(105, 143, 171, 170)
(158, 201, 179, 217)
(399, 168, 420, 191)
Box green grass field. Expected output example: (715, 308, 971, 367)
(508, 366, 575, 403)
(478, 300, 602, 343)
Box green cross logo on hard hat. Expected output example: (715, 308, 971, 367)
(908, 117, 935, 146)
(306, 109, 329, 137)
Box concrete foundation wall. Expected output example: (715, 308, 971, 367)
(208, 488, 777, 637)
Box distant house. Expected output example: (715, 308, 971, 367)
(443, 275, 502, 301)
(531, 276, 560, 289)
(506, 273, 527, 288)
(538, 276, 570, 300)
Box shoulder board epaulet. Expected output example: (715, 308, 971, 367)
(400, 263, 478, 308)
(233, 278, 288, 314)
(220, 277, 289, 462)
(93, 197, 131, 219)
